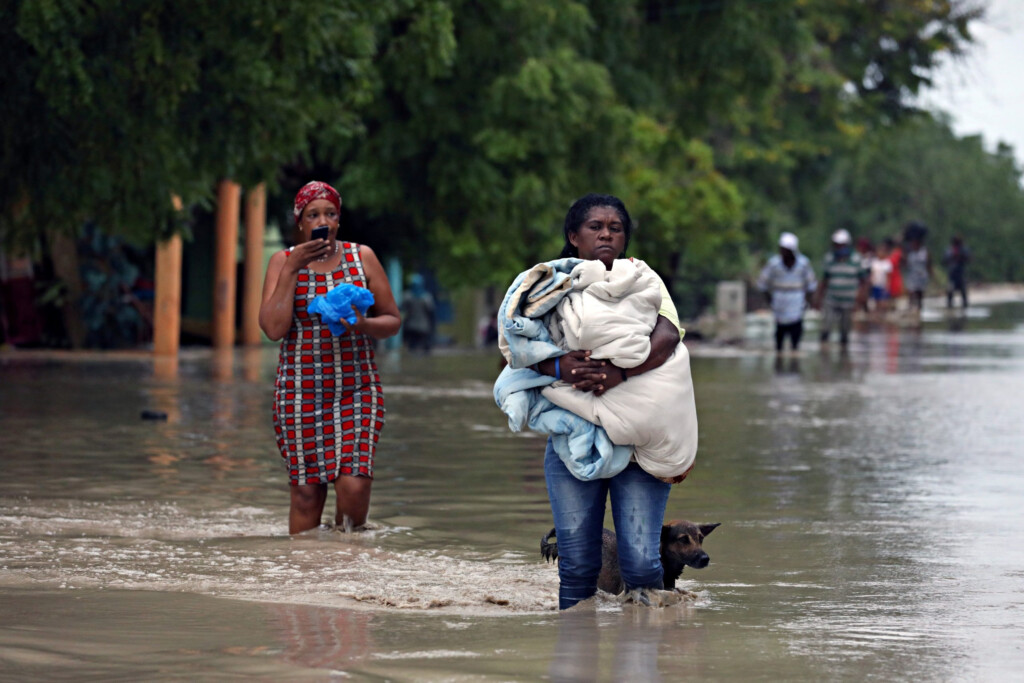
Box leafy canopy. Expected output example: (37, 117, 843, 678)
(5, 0, 1016, 320)
(0, 0, 427, 245)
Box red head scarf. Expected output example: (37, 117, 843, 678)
(293, 181, 342, 226)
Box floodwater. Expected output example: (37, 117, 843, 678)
(2, 302, 1024, 681)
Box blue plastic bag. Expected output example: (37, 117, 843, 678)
(307, 283, 375, 335)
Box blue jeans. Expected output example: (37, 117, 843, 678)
(544, 438, 671, 610)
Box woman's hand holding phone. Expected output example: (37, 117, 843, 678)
(285, 226, 332, 271)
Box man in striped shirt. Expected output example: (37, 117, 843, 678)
(814, 229, 868, 349)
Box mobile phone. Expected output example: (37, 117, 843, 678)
(311, 225, 330, 241)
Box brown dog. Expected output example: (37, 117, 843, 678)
(540, 520, 720, 594)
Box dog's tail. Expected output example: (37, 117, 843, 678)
(540, 528, 558, 562)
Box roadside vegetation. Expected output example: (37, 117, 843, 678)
(3, 0, 1020, 347)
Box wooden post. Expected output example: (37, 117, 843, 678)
(212, 180, 241, 349)
(241, 183, 266, 346)
(153, 234, 183, 357)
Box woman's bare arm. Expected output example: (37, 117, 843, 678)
(258, 240, 330, 341)
(586, 315, 679, 396)
(258, 250, 298, 341)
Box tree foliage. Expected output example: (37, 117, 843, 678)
(3, 0, 1019, 332)
(824, 114, 1024, 283)
(329, 0, 993, 303)
(334, 0, 629, 284)
(0, 0, 424, 245)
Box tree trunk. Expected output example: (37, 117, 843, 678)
(46, 230, 87, 349)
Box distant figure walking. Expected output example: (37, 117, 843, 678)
(815, 229, 867, 350)
(885, 237, 904, 308)
(903, 222, 931, 312)
(757, 232, 817, 353)
(401, 273, 435, 353)
(868, 240, 893, 315)
(855, 237, 874, 314)
(942, 236, 970, 309)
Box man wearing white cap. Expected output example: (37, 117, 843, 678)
(757, 232, 817, 353)
(814, 229, 868, 349)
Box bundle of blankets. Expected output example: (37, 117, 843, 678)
(492, 257, 698, 482)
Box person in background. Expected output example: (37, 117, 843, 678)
(885, 236, 904, 310)
(401, 273, 435, 353)
(854, 236, 874, 314)
(0, 250, 43, 348)
(481, 309, 499, 347)
(868, 240, 893, 316)
(259, 181, 402, 534)
(942, 235, 970, 309)
(815, 229, 868, 349)
(757, 232, 817, 353)
(903, 222, 932, 312)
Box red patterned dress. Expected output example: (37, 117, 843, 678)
(273, 242, 385, 485)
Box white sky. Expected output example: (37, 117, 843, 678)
(920, 0, 1024, 165)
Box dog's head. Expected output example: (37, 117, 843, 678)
(660, 521, 720, 587)
(661, 520, 719, 569)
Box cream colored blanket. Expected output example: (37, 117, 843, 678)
(541, 259, 698, 479)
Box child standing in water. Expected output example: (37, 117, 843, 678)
(869, 241, 893, 316)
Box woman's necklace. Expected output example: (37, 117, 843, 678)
(316, 240, 340, 263)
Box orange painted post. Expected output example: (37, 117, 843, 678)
(212, 180, 241, 349)
(242, 183, 266, 346)
(153, 233, 183, 357)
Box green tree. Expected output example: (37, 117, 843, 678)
(0, 0, 438, 246)
(334, 0, 628, 286)
(4, 0, 1008, 341)
(332, 0, 987, 303)
(709, 0, 983, 250)
(617, 115, 745, 314)
(331, 0, 823, 299)
(825, 114, 1024, 283)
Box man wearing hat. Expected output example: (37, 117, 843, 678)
(758, 232, 818, 353)
(814, 228, 868, 349)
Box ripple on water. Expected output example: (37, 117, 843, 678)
(0, 500, 566, 615)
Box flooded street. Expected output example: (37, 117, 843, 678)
(2, 302, 1024, 680)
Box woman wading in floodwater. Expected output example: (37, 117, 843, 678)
(495, 193, 695, 609)
(259, 181, 401, 534)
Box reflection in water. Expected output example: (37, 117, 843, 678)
(773, 354, 801, 375)
(152, 353, 179, 380)
(549, 611, 603, 682)
(270, 604, 374, 671)
(885, 326, 900, 373)
(142, 381, 185, 477)
(550, 604, 707, 682)
(211, 347, 235, 381)
(241, 346, 263, 382)
(549, 609, 662, 682)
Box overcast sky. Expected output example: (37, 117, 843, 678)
(920, 0, 1024, 165)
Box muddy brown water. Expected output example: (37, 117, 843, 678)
(2, 303, 1024, 680)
